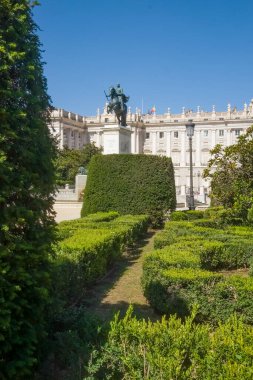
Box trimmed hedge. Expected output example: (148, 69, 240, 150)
(143, 221, 253, 324)
(170, 210, 204, 221)
(81, 154, 176, 217)
(85, 306, 253, 379)
(53, 213, 149, 305)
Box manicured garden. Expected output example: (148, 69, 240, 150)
(83, 209, 253, 379)
(52, 212, 150, 307)
(142, 209, 253, 325)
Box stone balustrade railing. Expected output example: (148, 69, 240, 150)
(51, 102, 253, 126)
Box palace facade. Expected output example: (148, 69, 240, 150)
(50, 100, 253, 206)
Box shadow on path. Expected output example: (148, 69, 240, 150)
(81, 229, 160, 322)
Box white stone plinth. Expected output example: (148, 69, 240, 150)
(103, 124, 131, 154)
(75, 174, 87, 198)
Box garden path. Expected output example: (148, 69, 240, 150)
(83, 230, 160, 321)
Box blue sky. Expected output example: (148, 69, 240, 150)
(34, 0, 253, 116)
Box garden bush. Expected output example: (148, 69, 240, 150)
(191, 218, 221, 228)
(143, 221, 253, 324)
(200, 239, 253, 270)
(185, 210, 205, 220)
(85, 306, 253, 380)
(170, 210, 188, 221)
(143, 266, 222, 317)
(81, 154, 176, 219)
(53, 214, 149, 305)
(154, 221, 195, 249)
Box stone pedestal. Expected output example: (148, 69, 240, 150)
(75, 174, 87, 198)
(103, 124, 131, 154)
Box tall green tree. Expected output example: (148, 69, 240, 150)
(203, 126, 253, 219)
(0, 1, 56, 377)
(55, 143, 103, 186)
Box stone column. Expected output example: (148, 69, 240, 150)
(131, 126, 136, 153)
(226, 129, 231, 146)
(152, 132, 157, 155)
(180, 130, 186, 166)
(136, 127, 140, 153)
(66, 128, 72, 148)
(166, 130, 171, 157)
(59, 124, 64, 149)
(73, 130, 79, 149)
(211, 129, 216, 148)
(181, 185, 186, 195)
(80, 132, 86, 148)
(97, 131, 101, 147)
(195, 130, 201, 166)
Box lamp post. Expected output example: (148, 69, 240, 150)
(186, 122, 195, 210)
(197, 170, 201, 193)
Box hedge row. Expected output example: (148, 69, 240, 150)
(85, 306, 253, 379)
(143, 221, 253, 324)
(81, 154, 176, 218)
(170, 209, 205, 221)
(170, 208, 247, 226)
(53, 213, 149, 305)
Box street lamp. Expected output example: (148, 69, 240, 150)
(186, 121, 195, 210)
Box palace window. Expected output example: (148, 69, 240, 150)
(174, 131, 178, 138)
(203, 130, 208, 137)
(235, 129, 240, 136)
(219, 130, 224, 137)
(159, 132, 164, 139)
(146, 132, 150, 139)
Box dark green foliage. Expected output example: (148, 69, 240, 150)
(81, 154, 176, 218)
(203, 126, 253, 219)
(170, 210, 188, 221)
(85, 306, 253, 379)
(0, 1, 56, 378)
(52, 213, 149, 306)
(191, 218, 221, 228)
(200, 239, 253, 270)
(54, 143, 102, 186)
(40, 213, 149, 378)
(186, 210, 205, 220)
(170, 210, 204, 221)
(39, 307, 106, 380)
(143, 221, 253, 324)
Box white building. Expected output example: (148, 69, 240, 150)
(50, 100, 253, 206)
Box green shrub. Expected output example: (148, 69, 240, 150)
(85, 307, 253, 380)
(154, 221, 195, 249)
(79, 211, 120, 223)
(169, 210, 204, 221)
(226, 225, 253, 239)
(53, 215, 149, 305)
(203, 206, 224, 219)
(200, 239, 253, 270)
(170, 211, 188, 221)
(247, 205, 253, 224)
(143, 222, 253, 324)
(81, 154, 176, 218)
(143, 266, 222, 316)
(192, 218, 221, 228)
(185, 210, 205, 220)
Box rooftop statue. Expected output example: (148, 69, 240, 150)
(105, 84, 129, 126)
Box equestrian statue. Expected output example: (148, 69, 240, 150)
(105, 84, 129, 126)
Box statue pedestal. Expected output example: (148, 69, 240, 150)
(103, 124, 131, 154)
(75, 174, 87, 198)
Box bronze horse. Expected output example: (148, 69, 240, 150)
(105, 85, 129, 127)
(107, 99, 127, 127)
